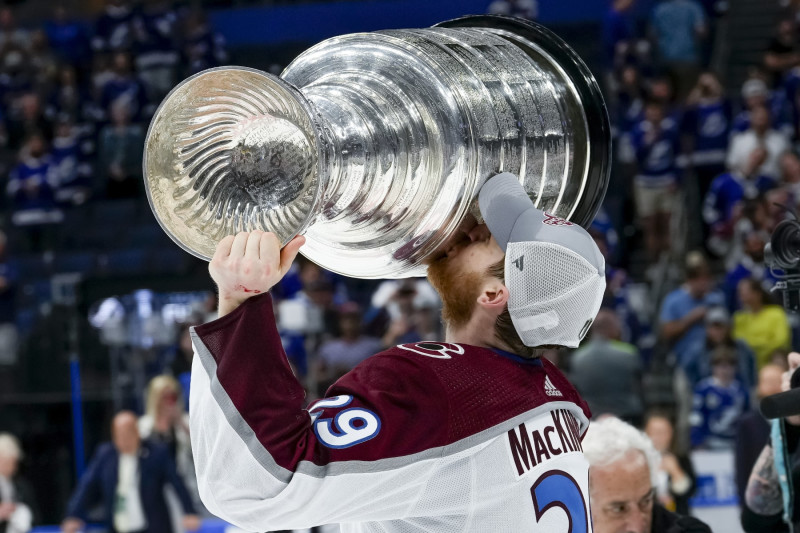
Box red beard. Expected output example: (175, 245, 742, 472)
(427, 255, 483, 330)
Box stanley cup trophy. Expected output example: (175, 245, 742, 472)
(144, 15, 611, 278)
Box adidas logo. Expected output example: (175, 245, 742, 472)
(544, 375, 562, 397)
(513, 256, 524, 271)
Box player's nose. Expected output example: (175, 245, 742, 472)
(467, 223, 490, 242)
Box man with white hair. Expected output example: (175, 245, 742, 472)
(727, 104, 790, 182)
(583, 417, 710, 533)
(0, 433, 36, 533)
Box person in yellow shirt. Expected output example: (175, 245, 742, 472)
(732, 278, 791, 369)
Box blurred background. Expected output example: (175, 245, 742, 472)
(0, 0, 794, 530)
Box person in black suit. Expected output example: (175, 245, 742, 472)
(0, 433, 37, 533)
(61, 411, 200, 533)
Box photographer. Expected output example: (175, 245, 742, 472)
(742, 352, 800, 532)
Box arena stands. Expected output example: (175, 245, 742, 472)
(0, 0, 796, 531)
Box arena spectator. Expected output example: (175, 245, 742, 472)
(570, 308, 644, 426)
(367, 278, 439, 338)
(734, 77, 795, 138)
(703, 154, 775, 258)
(93, 0, 137, 54)
(734, 364, 783, 505)
(90, 53, 115, 108)
(314, 302, 383, 396)
(733, 278, 791, 369)
(683, 72, 731, 198)
(0, 49, 34, 122)
(730, 201, 771, 255)
(406, 301, 442, 343)
(592, 206, 622, 263)
(583, 417, 711, 533)
(7, 94, 51, 151)
(0, 8, 30, 53)
(97, 101, 144, 198)
(133, 0, 181, 104)
(649, 0, 707, 100)
(764, 19, 800, 88)
(723, 229, 779, 309)
(62, 411, 199, 533)
(28, 30, 57, 95)
(276, 259, 349, 378)
(99, 52, 147, 123)
(0, 432, 36, 533)
(592, 219, 644, 345)
(45, 66, 88, 124)
(378, 283, 422, 346)
(603, 0, 637, 70)
(644, 412, 696, 516)
(779, 150, 800, 203)
(728, 105, 791, 182)
(7, 133, 57, 214)
(182, 10, 228, 77)
(659, 251, 724, 368)
(689, 345, 750, 449)
(139, 376, 205, 531)
(50, 120, 91, 205)
(43, 5, 91, 71)
(616, 65, 647, 137)
(631, 98, 682, 259)
(649, 76, 680, 119)
(681, 306, 757, 391)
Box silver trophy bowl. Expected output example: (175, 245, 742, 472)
(144, 15, 611, 278)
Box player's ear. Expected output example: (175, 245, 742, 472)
(477, 278, 508, 314)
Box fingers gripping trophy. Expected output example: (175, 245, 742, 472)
(145, 15, 614, 533)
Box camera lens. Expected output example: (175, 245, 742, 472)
(769, 219, 800, 270)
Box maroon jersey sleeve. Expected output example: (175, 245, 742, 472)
(191, 293, 451, 470)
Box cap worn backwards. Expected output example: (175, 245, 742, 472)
(478, 172, 606, 349)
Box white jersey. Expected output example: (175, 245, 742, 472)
(190, 294, 593, 532)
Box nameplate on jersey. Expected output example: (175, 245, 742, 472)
(506, 409, 583, 478)
(398, 342, 464, 359)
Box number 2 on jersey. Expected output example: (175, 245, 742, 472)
(530, 471, 588, 533)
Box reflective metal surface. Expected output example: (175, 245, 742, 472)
(144, 15, 611, 278)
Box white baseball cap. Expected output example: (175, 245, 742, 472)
(741, 79, 768, 100)
(478, 173, 606, 348)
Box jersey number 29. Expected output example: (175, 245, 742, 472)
(309, 395, 382, 449)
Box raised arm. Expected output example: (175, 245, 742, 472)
(210, 230, 304, 317)
(190, 231, 446, 531)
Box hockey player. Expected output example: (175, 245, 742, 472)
(189, 173, 606, 532)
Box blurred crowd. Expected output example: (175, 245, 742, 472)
(0, 0, 227, 227)
(0, 0, 798, 531)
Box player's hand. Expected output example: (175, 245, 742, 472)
(210, 230, 305, 317)
(784, 352, 800, 426)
